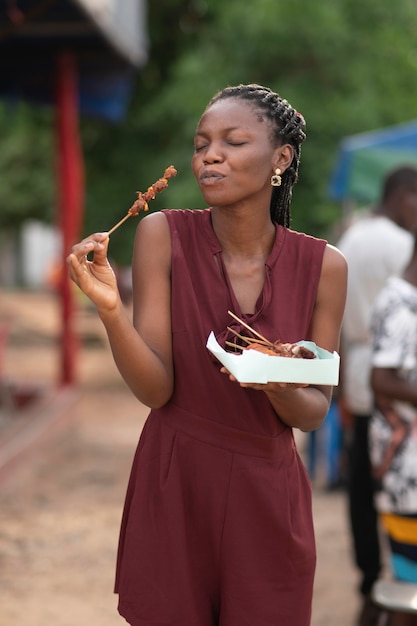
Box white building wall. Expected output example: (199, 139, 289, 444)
(21, 221, 61, 289)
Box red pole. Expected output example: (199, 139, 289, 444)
(55, 52, 85, 385)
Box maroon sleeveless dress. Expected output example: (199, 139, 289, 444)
(115, 208, 327, 626)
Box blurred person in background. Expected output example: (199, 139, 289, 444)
(337, 165, 417, 626)
(369, 230, 417, 626)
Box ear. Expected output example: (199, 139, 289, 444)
(273, 144, 294, 174)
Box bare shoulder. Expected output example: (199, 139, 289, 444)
(135, 210, 170, 241)
(322, 243, 348, 277)
(134, 212, 171, 251)
(133, 212, 172, 273)
(316, 243, 347, 309)
(311, 244, 348, 353)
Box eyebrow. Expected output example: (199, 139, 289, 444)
(195, 126, 249, 136)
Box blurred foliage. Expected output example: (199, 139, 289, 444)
(1, 0, 417, 264)
(0, 102, 54, 226)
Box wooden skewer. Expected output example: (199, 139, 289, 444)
(227, 310, 271, 345)
(226, 327, 252, 344)
(243, 337, 272, 346)
(225, 341, 245, 351)
(226, 327, 270, 347)
(107, 165, 177, 236)
(107, 214, 132, 236)
(107, 200, 151, 236)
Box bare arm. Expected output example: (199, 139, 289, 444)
(67, 212, 173, 408)
(237, 244, 348, 432)
(372, 367, 417, 406)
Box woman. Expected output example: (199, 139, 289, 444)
(67, 84, 347, 626)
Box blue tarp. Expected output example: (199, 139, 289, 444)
(329, 120, 417, 203)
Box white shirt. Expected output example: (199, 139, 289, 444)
(337, 214, 413, 414)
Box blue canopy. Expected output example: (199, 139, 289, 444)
(328, 120, 417, 204)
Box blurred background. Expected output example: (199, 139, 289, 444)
(1, 1, 417, 624)
(2, 0, 417, 285)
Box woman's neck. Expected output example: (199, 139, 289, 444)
(210, 205, 276, 259)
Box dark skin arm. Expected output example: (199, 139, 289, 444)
(372, 367, 417, 406)
(67, 213, 174, 409)
(371, 369, 416, 479)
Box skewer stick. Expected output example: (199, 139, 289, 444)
(227, 310, 271, 345)
(107, 214, 131, 236)
(226, 327, 270, 346)
(226, 327, 252, 344)
(225, 341, 245, 351)
(106, 165, 177, 237)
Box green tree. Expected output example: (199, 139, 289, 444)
(2, 0, 417, 265)
(0, 102, 54, 229)
(124, 0, 417, 239)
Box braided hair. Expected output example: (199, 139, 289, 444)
(207, 84, 306, 227)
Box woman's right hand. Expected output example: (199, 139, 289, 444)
(67, 232, 120, 313)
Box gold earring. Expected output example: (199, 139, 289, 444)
(271, 168, 282, 187)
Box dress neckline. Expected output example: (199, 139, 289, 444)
(201, 207, 287, 320)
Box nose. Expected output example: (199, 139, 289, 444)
(202, 141, 223, 164)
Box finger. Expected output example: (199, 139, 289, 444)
(219, 367, 238, 382)
(88, 237, 110, 266)
(68, 234, 108, 265)
(67, 252, 89, 283)
(67, 242, 95, 264)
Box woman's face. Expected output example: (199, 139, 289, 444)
(192, 98, 280, 208)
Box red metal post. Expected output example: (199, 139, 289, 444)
(55, 52, 85, 385)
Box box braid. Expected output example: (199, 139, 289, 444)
(207, 84, 306, 227)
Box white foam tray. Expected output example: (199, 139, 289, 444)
(206, 332, 340, 385)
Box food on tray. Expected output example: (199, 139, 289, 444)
(225, 310, 316, 359)
(248, 342, 316, 359)
(206, 330, 340, 386)
(108, 165, 177, 235)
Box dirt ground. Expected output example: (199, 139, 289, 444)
(0, 290, 363, 626)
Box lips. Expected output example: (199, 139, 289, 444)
(199, 169, 225, 184)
